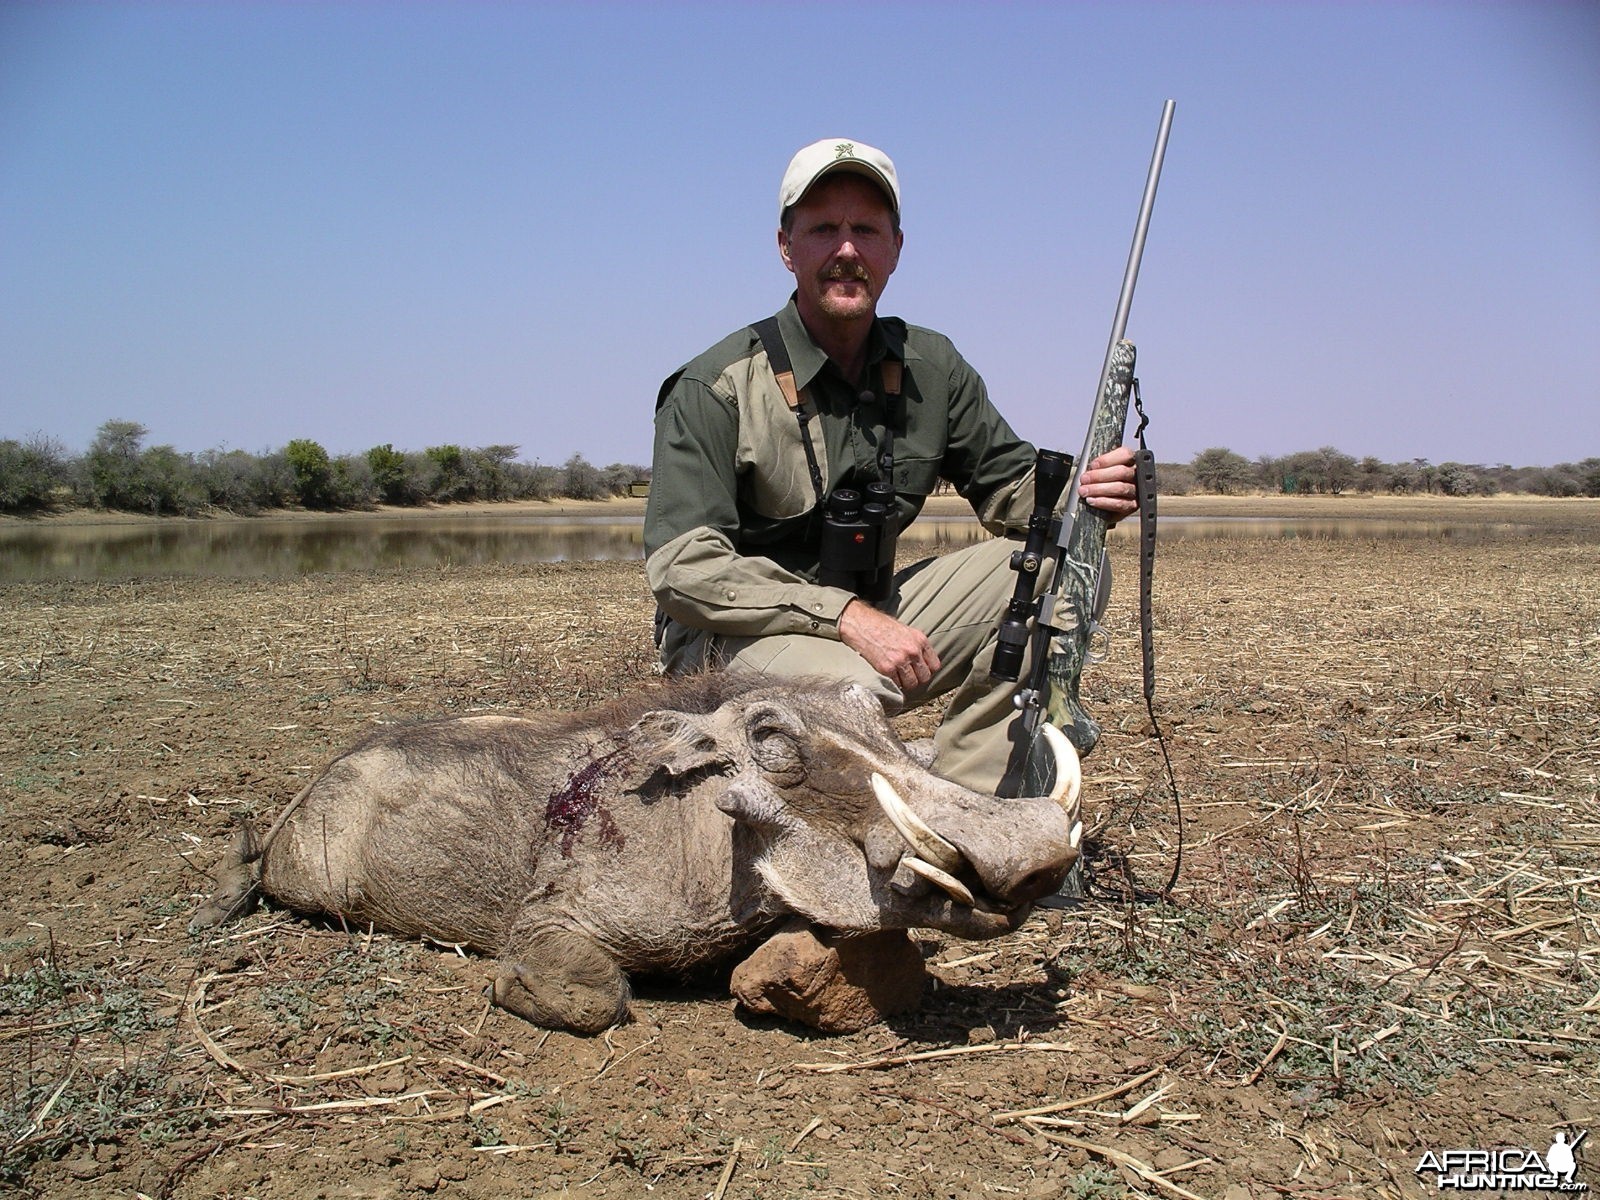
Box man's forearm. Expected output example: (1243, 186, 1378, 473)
(646, 526, 856, 640)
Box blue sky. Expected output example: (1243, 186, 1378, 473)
(3, 1, 1596, 470)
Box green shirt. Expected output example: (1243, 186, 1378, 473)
(645, 298, 1038, 641)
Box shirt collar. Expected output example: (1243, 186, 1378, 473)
(776, 295, 907, 394)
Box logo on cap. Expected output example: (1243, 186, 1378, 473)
(833, 142, 856, 160)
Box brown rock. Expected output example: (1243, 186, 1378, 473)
(730, 926, 926, 1032)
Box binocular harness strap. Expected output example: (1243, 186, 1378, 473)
(750, 317, 906, 511)
(751, 317, 826, 507)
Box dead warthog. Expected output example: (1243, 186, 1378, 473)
(191, 674, 1081, 1033)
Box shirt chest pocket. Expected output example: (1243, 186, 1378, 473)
(737, 400, 827, 522)
(893, 454, 942, 499)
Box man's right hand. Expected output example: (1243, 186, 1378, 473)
(837, 599, 940, 693)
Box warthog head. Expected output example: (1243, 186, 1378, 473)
(626, 680, 1079, 940)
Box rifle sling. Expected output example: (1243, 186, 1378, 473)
(1136, 448, 1158, 703)
(1129, 394, 1183, 901)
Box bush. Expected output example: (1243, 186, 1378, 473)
(139, 444, 206, 515)
(284, 439, 338, 509)
(469, 445, 521, 501)
(560, 454, 607, 501)
(197, 449, 271, 513)
(74, 421, 205, 515)
(367, 444, 426, 506)
(1435, 462, 1499, 498)
(331, 454, 376, 509)
(80, 420, 150, 510)
(425, 444, 473, 502)
(0, 435, 70, 512)
(1154, 459, 1193, 496)
(1191, 447, 1255, 495)
(512, 462, 561, 500)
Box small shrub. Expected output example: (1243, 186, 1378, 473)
(0, 435, 70, 512)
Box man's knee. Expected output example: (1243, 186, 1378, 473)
(720, 633, 902, 710)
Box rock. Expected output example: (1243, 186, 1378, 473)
(405, 1161, 441, 1191)
(370, 1064, 407, 1093)
(62, 1154, 100, 1181)
(730, 926, 925, 1033)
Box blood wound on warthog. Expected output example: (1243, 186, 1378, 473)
(546, 748, 626, 856)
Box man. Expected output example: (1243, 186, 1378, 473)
(645, 138, 1137, 795)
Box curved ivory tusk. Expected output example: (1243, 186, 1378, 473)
(902, 856, 976, 907)
(870, 773, 964, 874)
(1040, 724, 1083, 849)
(1041, 724, 1081, 810)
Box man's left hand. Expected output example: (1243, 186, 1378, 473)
(1078, 446, 1140, 524)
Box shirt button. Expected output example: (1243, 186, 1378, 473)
(809, 620, 820, 631)
(725, 590, 737, 600)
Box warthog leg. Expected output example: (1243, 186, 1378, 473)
(491, 926, 631, 1035)
(188, 823, 263, 933)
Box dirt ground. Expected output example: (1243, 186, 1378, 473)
(2, 495, 1596, 1199)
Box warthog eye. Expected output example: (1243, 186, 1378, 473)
(750, 725, 804, 783)
(743, 701, 807, 784)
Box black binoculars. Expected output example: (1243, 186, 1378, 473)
(818, 482, 898, 602)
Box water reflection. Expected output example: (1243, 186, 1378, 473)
(0, 517, 649, 582)
(1143, 517, 1528, 542)
(0, 513, 1537, 582)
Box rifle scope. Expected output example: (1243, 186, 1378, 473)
(991, 448, 1074, 682)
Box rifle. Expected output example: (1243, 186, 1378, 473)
(993, 100, 1175, 812)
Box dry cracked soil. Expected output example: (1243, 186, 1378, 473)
(2, 495, 1596, 1199)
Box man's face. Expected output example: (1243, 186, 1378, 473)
(778, 173, 902, 330)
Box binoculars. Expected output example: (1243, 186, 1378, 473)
(818, 482, 898, 602)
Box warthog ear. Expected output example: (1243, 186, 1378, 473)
(622, 710, 730, 792)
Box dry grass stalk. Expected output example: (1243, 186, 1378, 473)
(1024, 1127, 1211, 1200)
(795, 1040, 1075, 1073)
(992, 1064, 1163, 1123)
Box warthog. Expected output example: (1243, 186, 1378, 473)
(192, 674, 1081, 1033)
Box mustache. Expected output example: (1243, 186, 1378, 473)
(823, 264, 871, 283)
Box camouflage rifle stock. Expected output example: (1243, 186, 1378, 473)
(1009, 100, 1175, 803)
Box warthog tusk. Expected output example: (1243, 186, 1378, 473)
(1040, 724, 1083, 850)
(902, 856, 976, 907)
(871, 773, 964, 874)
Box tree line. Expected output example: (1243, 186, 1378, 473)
(0, 422, 649, 516)
(1, 422, 1596, 517)
(1167, 446, 1600, 498)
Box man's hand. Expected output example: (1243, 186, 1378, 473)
(1078, 446, 1140, 524)
(837, 599, 940, 692)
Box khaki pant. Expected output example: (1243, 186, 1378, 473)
(661, 537, 1046, 795)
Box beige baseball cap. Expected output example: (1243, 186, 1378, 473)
(778, 138, 900, 222)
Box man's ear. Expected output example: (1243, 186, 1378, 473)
(777, 227, 795, 274)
